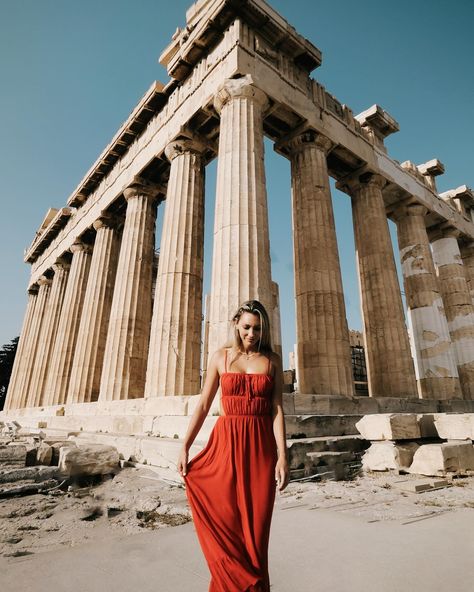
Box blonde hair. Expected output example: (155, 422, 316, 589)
(230, 300, 273, 354)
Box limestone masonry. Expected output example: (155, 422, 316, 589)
(3, 1, 474, 469)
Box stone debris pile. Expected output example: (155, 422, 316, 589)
(357, 413, 474, 477)
(0, 426, 120, 498)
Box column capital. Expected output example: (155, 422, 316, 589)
(337, 171, 386, 195)
(70, 240, 93, 255)
(461, 241, 474, 258)
(123, 177, 164, 202)
(214, 75, 268, 114)
(392, 202, 428, 221)
(164, 136, 207, 162)
(52, 257, 71, 273)
(276, 129, 333, 157)
(428, 223, 461, 242)
(37, 275, 52, 288)
(27, 284, 39, 295)
(93, 213, 119, 232)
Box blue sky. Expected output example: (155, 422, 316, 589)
(0, 0, 473, 366)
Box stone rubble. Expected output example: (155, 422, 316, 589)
(358, 412, 474, 477)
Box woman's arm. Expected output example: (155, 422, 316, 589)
(177, 349, 222, 477)
(271, 353, 290, 491)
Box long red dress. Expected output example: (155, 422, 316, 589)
(184, 352, 278, 592)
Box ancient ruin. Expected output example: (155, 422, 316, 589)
(2, 0, 474, 478)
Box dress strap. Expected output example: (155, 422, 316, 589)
(224, 348, 228, 373)
(267, 355, 272, 376)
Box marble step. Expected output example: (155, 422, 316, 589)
(290, 394, 474, 416)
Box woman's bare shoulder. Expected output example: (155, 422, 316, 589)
(209, 348, 229, 365)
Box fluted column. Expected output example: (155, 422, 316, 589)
(461, 242, 474, 307)
(207, 74, 273, 357)
(4, 285, 39, 411)
(345, 173, 417, 397)
(67, 217, 120, 404)
(145, 138, 205, 397)
(279, 131, 353, 395)
(18, 277, 52, 408)
(394, 204, 460, 399)
(99, 183, 157, 401)
(43, 242, 92, 406)
(28, 259, 71, 407)
(271, 281, 283, 363)
(431, 228, 474, 399)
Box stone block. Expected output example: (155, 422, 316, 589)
(0, 443, 27, 467)
(434, 413, 474, 440)
(0, 466, 59, 484)
(362, 441, 419, 471)
(36, 442, 53, 466)
(355, 414, 421, 440)
(417, 414, 439, 438)
(282, 393, 295, 415)
(59, 443, 120, 476)
(408, 442, 474, 476)
(50, 441, 76, 465)
(286, 415, 362, 438)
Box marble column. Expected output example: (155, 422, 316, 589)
(18, 277, 52, 408)
(461, 242, 474, 307)
(4, 285, 39, 411)
(43, 242, 92, 406)
(271, 281, 283, 363)
(99, 183, 157, 401)
(67, 217, 120, 404)
(27, 259, 71, 408)
(145, 138, 205, 397)
(345, 173, 417, 397)
(279, 131, 353, 396)
(431, 228, 474, 399)
(394, 204, 460, 399)
(207, 74, 273, 357)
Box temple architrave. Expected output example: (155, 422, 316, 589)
(3, 0, 474, 454)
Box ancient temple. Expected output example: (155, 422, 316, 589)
(3, 0, 474, 449)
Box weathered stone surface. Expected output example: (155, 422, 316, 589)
(362, 441, 419, 471)
(355, 414, 421, 440)
(0, 466, 59, 484)
(278, 130, 353, 397)
(58, 443, 120, 476)
(0, 444, 27, 467)
(0, 478, 59, 497)
(408, 442, 474, 476)
(434, 413, 474, 440)
(50, 441, 77, 465)
(36, 442, 53, 466)
(394, 204, 460, 399)
(417, 414, 439, 438)
(342, 174, 417, 398)
(286, 415, 362, 438)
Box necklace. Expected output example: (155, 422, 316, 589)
(239, 350, 259, 360)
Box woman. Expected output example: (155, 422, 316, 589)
(177, 299, 289, 592)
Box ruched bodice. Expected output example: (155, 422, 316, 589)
(220, 372, 274, 416)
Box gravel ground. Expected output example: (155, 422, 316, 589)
(1, 468, 473, 558)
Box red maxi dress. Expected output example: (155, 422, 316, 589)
(184, 351, 278, 592)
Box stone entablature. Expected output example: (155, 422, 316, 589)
(4, 0, 474, 418)
(26, 10, 473, 286)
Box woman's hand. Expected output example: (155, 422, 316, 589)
(275, 455, 289, 492)
(177, 447, 189, 478)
